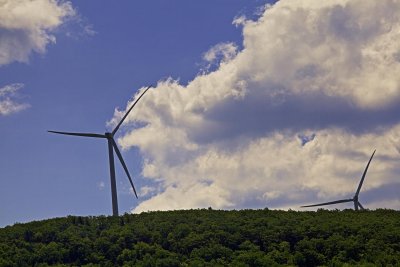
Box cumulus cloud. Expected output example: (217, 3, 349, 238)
(0, 83, 29, 115)
(202, 42, 238, 71)
(0, 0, 75, 66)
(138, 186, 157, 197)
(112, 0, 400, 212)
(97, 181, 105, 191)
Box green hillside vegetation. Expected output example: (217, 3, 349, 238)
(0, 209, 399, 266)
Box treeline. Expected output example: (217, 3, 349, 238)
(0, 209, 399, 266)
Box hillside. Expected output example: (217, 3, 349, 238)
(0, 209, 399, 266)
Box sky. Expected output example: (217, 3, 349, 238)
(1, 0, 400, 227)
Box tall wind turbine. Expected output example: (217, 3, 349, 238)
(301, 150, 376, 211)
(49, 86, 151, 216)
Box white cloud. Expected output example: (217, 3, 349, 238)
(261, 190, 282, 201)
(0, 83, 29, 115)
(112, 0, 400, 213)
(138, 186, 156, 197)
(0, 0, 76, 66)
(203, 42, 238, 67)
(97, 181, 105, 190)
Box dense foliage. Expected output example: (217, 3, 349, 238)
(0, 209, 399, 266)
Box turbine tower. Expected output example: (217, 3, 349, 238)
(301, 149, 376, 211)
(49, 86, 151, 216)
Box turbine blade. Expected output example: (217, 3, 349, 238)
(358, 201, 365, 210)
(48, 130, 106, 138)
(355, 149, 376, 197)
(301, 198, 353, 208)
(112, 85, 152, 136)
(112, 139, 138, 198)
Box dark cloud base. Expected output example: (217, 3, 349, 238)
(228, 182, 400, 211)
(190, 91, 400, 144)
(362, 182, 400, 204)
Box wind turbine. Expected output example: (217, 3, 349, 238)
(301, 149, 376, 211)
(49, 86, 151, 216)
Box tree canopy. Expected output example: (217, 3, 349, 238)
(0, 209, 399, 266)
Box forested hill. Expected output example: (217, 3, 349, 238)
(0, 209, 399, 266)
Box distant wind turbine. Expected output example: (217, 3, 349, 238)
(301, 150, 376, 211)
(49, 86, 151, 216)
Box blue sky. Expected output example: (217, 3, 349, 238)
(1, 0, 400, 227)
(0, 0, 269, 226)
